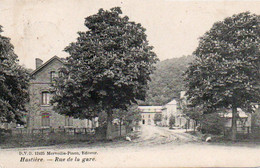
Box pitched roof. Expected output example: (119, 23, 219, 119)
(138, 106, 163, 113)
(166, 99, 177, 105)
(31, 56, 64, 76)
(223, 108, 249, 118)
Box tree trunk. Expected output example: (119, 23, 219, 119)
(92, 118, 96, 129)
(119, 119, 122, 137)
(106, 112, 113, 140)
(193, 121, 196, 133)
(231, 106, 237, 141)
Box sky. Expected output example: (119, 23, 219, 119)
(0, 0, 259, 69)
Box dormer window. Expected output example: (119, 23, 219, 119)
(58, 71, 64, 78)
(50, 71, 57, 83)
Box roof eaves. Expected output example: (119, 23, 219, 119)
(31, 56, 64, 76)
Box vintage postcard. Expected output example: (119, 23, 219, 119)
(0, 0, 259, 168)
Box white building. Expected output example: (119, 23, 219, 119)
(163, 91, 195, 129)
(138, 106, 163, 125)
(175, 91, 191, 128)
(161, 99, 178, 126)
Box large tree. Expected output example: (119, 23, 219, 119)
(51, 7, 158, 140)
(184, 12, 260, 141)
(0, 26, 30, 124)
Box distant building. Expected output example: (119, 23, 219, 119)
(138, 106, 163, 125)
(178, 90, 255, 131)
(161, 99, 178, 126)
(160, 93, 195, 128)
(175, 91, 195, 128)
(222, 108, 251, 133)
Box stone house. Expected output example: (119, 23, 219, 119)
(138, 106, 163, 125)
(27, 56, 95, 129)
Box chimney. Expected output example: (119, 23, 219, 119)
(35, 58, 43, 69)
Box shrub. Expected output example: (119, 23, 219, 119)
(199, 113, 225, 135)
(169, 115, 175, 128)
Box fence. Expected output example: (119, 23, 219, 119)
(251, 126, 260, 138)
(223, 126, 260, 139)
(11, 127, 95, 135)
(9, 126, 127, 138)
(0, 126, 127, 148)
(224, 126, 251, 134)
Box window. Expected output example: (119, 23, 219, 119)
(42, 113, 50, 127)
(58, 71, 64, 78)
(65, 116, 73, 127)
(42, 92, 50, 105)
(50, 71, 58, 83)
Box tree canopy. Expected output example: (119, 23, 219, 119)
(184, 12, 260, 140)
(51, 7, 158, 139)
(0, 26, 30, 124)
(98, 105, 141, 128)
(113, 105, 141, 125)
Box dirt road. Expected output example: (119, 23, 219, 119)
(132, 125, 199, 145)
(1, 125, 260, 168)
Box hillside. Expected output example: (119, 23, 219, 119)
(140, 55, 194, 106)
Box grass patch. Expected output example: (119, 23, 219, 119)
(186, 130, 260, 145)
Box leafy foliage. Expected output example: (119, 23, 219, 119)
(185, 12, 259, 112)
(199, 113, 226, 135)
(182, 105, 203, 123)
(97, 111, 108, 128)
(0, 26, 30, 124)
(169, 115, 175, 128)
(51, 7, 157, 122)
(113, 105, 141, 125)
(140, 55, 194, 105)
(153, 113, 162, 125)
(184, 12, 260, 140)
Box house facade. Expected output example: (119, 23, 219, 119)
(161, 99, 178, 126)
(27, 56, 95, 129)
(176, 91, 196, 129)
(161, 95, 195, 128)
(138, 106, 163, 125)
(222, 108, 251, 133)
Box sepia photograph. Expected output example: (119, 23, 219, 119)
(0, 0, 259, 167)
